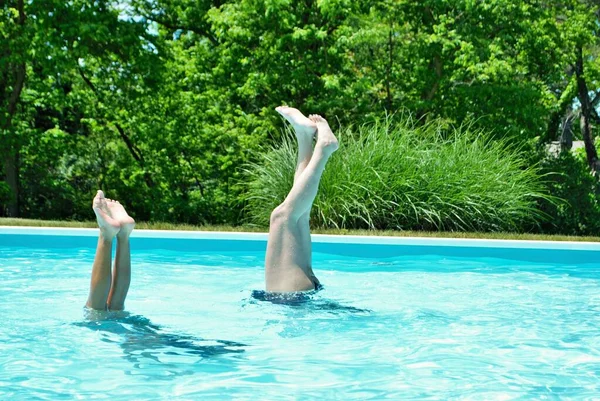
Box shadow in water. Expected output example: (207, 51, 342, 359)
(250, 289, 371, 314)
(74, 310, 245, 373)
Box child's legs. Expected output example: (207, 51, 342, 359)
(107, 236, 131, 311)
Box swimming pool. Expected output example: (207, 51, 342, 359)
(1, 227, 600, 400)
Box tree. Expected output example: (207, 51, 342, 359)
(563, 0, 600, 172)
(1, 0, 162, 218)
(1, 0, 28, 216)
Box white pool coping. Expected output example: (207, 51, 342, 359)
(1, 226, 600, 251)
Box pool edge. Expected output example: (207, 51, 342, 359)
(1, 226, 599, 251)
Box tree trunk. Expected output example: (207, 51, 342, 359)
(1, 0, 27, 217)
(575, 46, 599, 172)
(561, 112, 575, 150)
(3, 63, 26, 217)
(3, 152, 19, 216)
(417, 54, 442, 121)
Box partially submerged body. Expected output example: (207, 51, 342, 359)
(83, 192, 246, 363)
(86, 190, 135, 311)
(85, 106, 339, 310)
(264, 106, 338, 293)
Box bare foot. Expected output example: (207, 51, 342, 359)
(309, 115, 339, 155)
(275, 106, 317, 140)
(92, 190, 120, 240)
(106, 200, 135, 239)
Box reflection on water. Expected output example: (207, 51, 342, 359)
(247, 290, 373, 339)
(250, 290, 371, 313)
(74, 309, 245, 376)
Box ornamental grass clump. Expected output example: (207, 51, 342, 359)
(243, 116, 549, 231)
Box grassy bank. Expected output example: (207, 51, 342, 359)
(2, 218, 599, 242)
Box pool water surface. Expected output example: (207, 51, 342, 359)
(1, 232, 600, 400)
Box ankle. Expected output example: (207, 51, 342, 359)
(116, 231, 131, 241)
(99, 231, 116, 243)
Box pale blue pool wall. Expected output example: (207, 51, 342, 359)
(0, 227, 599, 264)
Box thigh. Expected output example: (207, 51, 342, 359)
(265, 220, 314, 292)
(298, 212, 312, 266)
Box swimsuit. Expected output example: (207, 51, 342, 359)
(251, 281, 323, 306)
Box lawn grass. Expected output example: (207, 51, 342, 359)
(2, 218, 599, 242)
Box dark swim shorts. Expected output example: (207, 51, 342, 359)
(251, 282, 323, 306)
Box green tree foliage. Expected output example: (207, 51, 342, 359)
(1, 0, 600, 234)
(1, 0, 161, 218)
(335, 0, 571, 139)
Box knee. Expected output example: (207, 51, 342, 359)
(270, 204, 294, 227)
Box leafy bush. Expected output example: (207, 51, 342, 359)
(537, 150, 600, 235)
(19, 128, 85, 220)
(244, 117, 550, 231)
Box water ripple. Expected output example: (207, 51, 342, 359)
(1, 246, 600, 399)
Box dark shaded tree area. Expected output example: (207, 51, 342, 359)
(1, 0, 600, 233)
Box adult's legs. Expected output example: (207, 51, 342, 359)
(277, 117, 337, 219)
(106, 200, 135, 311)
(86, 191, 120, 310)
(265, 110, 338, 292)
(275, 106, 316, 279)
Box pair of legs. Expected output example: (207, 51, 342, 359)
(86, 106, 336, 303)
(265, 106, 339, 292)
(86, 190, 136, 311)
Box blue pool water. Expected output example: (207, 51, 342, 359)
(1, 230, 600, 400)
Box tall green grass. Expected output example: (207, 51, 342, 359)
(244, 117, 550, 231)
